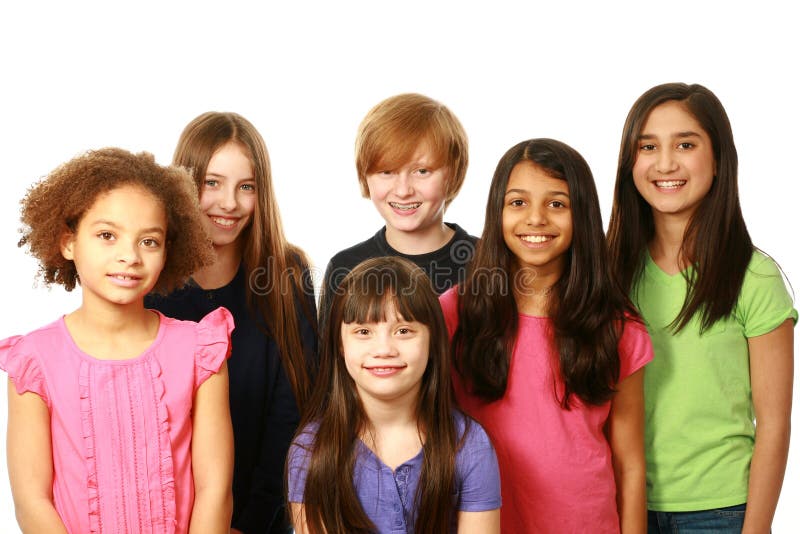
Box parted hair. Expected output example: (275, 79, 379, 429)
(173, 111, 316, 409)
(355, 93, 468, 207)
(454, 139, 636, 407)
(297, 256, 462, 534)
(18, 147, 214, 294)
(607, 82, 752, 332)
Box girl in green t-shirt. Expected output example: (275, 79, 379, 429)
(608, 82, 796, 533)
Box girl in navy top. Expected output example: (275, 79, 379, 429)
(288, 257, 500, 534)
(147, 112, 317, 533)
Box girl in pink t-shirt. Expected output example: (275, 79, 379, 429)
(0, 148, 234, 533)
(441, 138, 653, 533)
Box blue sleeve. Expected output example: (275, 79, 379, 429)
(455, 416, 502, 512)
(287, 425, 318, 503)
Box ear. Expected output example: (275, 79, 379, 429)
(60, 232, 76, 261)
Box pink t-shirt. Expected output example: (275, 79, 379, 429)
(439, 287, 653, 534)
(0, 307, 233, 534)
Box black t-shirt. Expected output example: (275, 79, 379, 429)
(319, 222, 478, 331)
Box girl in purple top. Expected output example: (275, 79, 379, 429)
(287, 257, 500, 534)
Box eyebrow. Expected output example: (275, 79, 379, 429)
(505, 188, 569, 198)
(90, 220, 166, 234)
(205, 172, 255, 180)
(638, 131, 702, 140)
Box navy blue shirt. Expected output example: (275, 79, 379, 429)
(146, 266, 317, 533)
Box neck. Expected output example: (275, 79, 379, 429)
(193, 241, 242, 290)
(360, 391, 419, 433)
(65, 299, 159, 360)
(650, 212, 690, 274)
(512, 262, 562, 316)
(384, 222, 454, 255)
(70, 301, 151, 333)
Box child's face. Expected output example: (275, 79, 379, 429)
(340, 303, 430, 409)
(199, 142, 257, 251)
(365, 143, 448, 239)
(502, 161, 572, 276)
(632, 101, 716, 224)
(60, 185, 167, 309)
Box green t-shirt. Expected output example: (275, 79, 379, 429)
(634, 250, 796, 511)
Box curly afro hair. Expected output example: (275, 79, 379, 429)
(18, 147, 215, 294)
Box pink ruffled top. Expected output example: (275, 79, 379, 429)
(0, 307, 233, 534)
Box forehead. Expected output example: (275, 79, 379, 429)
(641, 101, 706, 135)
(506, 161, 568, 193)
(82, 185, 166, 224)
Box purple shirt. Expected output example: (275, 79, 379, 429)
(288, 412, 501, 533)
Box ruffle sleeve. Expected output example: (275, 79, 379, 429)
(194, 306, 234, 390)
(0, 335, 49, 405)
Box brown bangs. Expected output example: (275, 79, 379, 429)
(338, 257, 435, 326)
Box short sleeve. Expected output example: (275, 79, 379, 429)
(0, 335, 49, 405)
(455, 416, 502, 512)
(287, 424, 318, 503)
(618, 318, 654, 381)
(194, 306, 234, 390)
(737, 252, 798, 337)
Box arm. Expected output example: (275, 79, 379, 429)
(607, 368, 647, 534)
(457, 509, 500, 534)
(188, 363, 234, 534)
(6, 379, 69, 534)
(742, 319, 793, 534)
(290, 502, 311, 534)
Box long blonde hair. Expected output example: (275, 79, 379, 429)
(174, 111, 316, 409)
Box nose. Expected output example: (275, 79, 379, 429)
(372, 331, 399, 358)
(117, 239, 142, 265)
(656, 148, 679, 174)
(525, 205, 547, 226)
(392, 172, 414, 197)
(218, 185, 238, 211)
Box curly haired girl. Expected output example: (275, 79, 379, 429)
(1, 147, 234, 533)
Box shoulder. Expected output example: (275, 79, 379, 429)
(288, 421, 320, 464)
(438, 286, 460, 333)
(0, 320, 63, 404)
(617, 316, 654, 379)
(454, 411, 492, 450)
(326, 229, 387, 273)
(736, 249, 797, 335)
(446, 222, 479, 245)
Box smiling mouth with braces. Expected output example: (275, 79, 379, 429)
(389, 202, 421, 210)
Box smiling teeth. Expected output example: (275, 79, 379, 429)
(655, 180, 686, 188)
(212, 217, 236, 226)
(521, 235, 552, 243)
(389, 202, 421, 210)
(113, 275, 135, 280)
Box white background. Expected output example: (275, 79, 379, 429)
(1, 1, 797, 531)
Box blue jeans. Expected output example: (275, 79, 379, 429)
(648, 504, 746, 533)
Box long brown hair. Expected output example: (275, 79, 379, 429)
(607, 83, 752, 332)
(299, 257, 461, 533)
(174, 111, 316, 408)
(454, 139, 635, 407)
